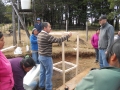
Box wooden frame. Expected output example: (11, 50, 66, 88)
(53, 35, 79, 84)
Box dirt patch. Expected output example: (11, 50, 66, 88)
(4, 51, 99, 89)
(2, 30, 99, 89)
(4, 49, 99, 89)
(52, 55, 99, 89)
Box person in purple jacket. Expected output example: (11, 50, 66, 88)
(9, 55, 36, 90)
(91, 28, 100, 63)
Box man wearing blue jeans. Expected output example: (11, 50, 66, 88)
(98, 15, 114, 68)
(37, 22, 72, 90)
(99, 49, 109, 67)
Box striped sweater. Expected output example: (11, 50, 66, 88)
(37, 31, 70, 56)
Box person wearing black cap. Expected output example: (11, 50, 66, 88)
(75, 39, 120, 90)
(34, 18, 42, 33)
(30, 28, 39, 64)
(98, 15, 114, 68)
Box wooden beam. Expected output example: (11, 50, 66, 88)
(11, 0, 30, 38)
(56, 68, 91, 90)
(12, 6, 17, 45)
(1, 46, 16, 52)
(19, 12, 33, 14)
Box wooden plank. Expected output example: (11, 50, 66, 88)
(19, 12, 33, 14)
(1, 46, 16, 52)
(56, 68, 91, 90)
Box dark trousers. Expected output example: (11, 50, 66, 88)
(95, 48, 99, 61)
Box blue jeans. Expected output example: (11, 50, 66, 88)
(38, 55, 53, 90)
(99, 49, 109, 68)
(32, 52, 39, 64)
(95, 48, 99, 61)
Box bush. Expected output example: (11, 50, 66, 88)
(27, 25, 34, 31)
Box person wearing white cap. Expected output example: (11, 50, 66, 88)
(34, 18, 42, 33)
(30, 28, 39, 64)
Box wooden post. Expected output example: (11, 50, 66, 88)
(11, 0, 30, 38)
(18, 17, 21, 44)
(62, 42, 65, 84)
(17, 0, 21, 44)
(12, 4, 17, 45)
(86, 21, 88, 41)
(66, 20, 68, 32)
(66, 20, 68, 41)
(76, 35, 79, 75)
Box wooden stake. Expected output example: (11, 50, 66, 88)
(76, 35, 79, 75)
(62, 41, 65, 84)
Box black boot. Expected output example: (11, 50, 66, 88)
(38, 87, 45, 90)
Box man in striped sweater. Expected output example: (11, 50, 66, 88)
(37, 22, 72, 90)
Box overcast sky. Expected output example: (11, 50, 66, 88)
(2, 0, 11, 6)
(2, 0, 10, 3)
(2, 0, 6, 4)
(2, 0, 5, 3)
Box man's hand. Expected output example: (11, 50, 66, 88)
(105, 51, 107, 54)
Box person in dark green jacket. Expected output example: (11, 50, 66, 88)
(75, 39, 120, 90)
